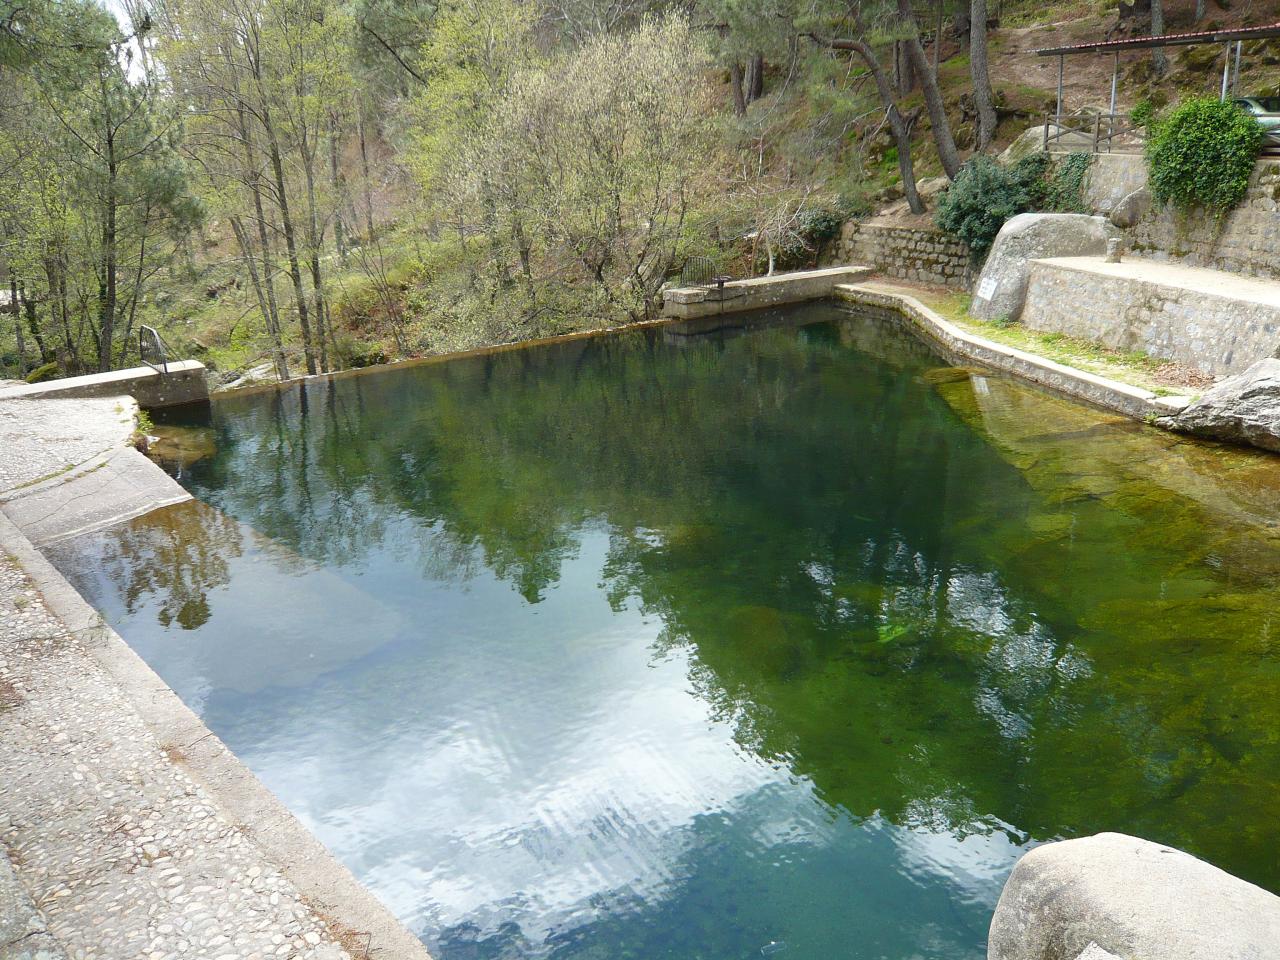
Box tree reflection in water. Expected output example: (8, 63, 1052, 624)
(52, 302, 1280, 959)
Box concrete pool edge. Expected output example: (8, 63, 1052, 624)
(205, 279, 1195, 434)
(833, 282, 1195, 422)
(0, 494, 432, 959)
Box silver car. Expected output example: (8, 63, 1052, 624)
(1233, 96, 1280, 144)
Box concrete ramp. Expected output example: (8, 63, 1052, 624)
(0, 395, 191, 546)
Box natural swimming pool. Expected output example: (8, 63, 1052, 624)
(53, 301, 1280, 959)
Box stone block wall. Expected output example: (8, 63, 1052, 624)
(1085, 154, 1280, 281)
(831, 222, 973, 288)
(1021, 258, 1280, 377)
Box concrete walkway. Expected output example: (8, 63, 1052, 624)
(1, 849, 65, 959)
(1038, 255, 1280, 307)
(0, 525, 352, 960)
(0, 393, 432, 960)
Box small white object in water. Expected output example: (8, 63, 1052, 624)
(760, 941, 787, 956)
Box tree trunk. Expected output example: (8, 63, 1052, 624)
(357, 108, 376, 241)
(328, 113, 348, 264)
(1194, 0, 1205, 23)
(808, 34, 926, 213)
(895, 40, 915, 93)
(300, 135, 330, 373)
(21, 291, 50, 365)
(115, 210, 152, 368)
(230, 216, 287, 381)
(98, 86, 119, 372)
(98, 171, 118, 370)
(897, 0, 962, 178)
(1151, 0, 1168, 77)
(513, 219, 536, 304)
(934, 0, 944, 78)
(235, 105, 290, 381)
(10, 278, 26, 376)
(43, 257, 74, 369)
(970, 0, 998, 150)
(730, 61, 746, 115)
(264, 120, 318, 376)
(745, 53, 764, 102)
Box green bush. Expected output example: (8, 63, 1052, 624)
(1130, 98, 1156, 130)
(24, 361, 59, 384)
(1044, 152, 1093, 213)
(1147, 97, 1263, 212)
(799, 205, 844, 246)
(934, 153, 1047, 258)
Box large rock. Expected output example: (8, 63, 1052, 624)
(970, 213, 1114, 321)
(997, 126, 1049, 166)
(1160, 358, 1280, 453)
(1108, 187, 1152, 229)
(988, 833, 1280, 960)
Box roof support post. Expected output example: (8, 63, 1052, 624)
(1221, 41, 1231, 100)
(1109, 51, 1119, 116)
(1056, 53, 1064, 124)
(1232, 39, 1243, 94)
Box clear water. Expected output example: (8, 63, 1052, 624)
(53, 302, 1280, 960)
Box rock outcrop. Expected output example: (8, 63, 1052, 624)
(1108, 187, 1151, 229)
(988, 833, 1280, 960)
(1160, 358, 1280, 453)
(970, 213, 1114, 321)
(997, 126, 1048, 165)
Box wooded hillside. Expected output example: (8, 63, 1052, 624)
(1, 0, 1273, 383)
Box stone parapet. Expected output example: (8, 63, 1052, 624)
(833, 281, 1191, 421)
(662, 266, 872, 319)
(1086, 154, 1280, 281)
(0, 360, 209, 408)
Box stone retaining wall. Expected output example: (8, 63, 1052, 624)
(831, 222, 973, 288)
(1022, 257, 1280, 378)
(834, 281, 1189, 420)
(1085, 154, 1280, 281)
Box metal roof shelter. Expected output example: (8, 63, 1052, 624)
(1035, 21, 1280, 122)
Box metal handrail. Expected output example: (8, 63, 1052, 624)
(139, 325, 170, 375)
(680, 255, 719, 287)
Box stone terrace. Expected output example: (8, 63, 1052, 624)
(1022, 256, 1280, 378)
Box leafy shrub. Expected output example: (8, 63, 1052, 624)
(24, 361, 59, 384)
(334, 335, 390, 369)
(934, 153, 1047, 258)
(799, 205, 844, 245)
(1130, 98, 1156, 130)
(1044, 152, 1093, 213)
(1147, 97, 1263, 211)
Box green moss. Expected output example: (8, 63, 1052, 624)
(905, 287, 1195, 397)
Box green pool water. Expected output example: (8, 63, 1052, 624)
(54, 302, 1280, 960)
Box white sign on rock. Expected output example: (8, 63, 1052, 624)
(977, 276, 998, 301)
